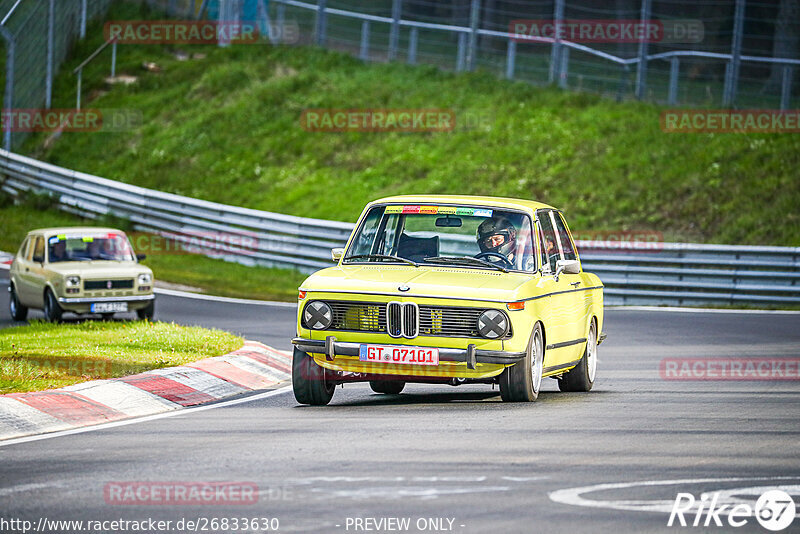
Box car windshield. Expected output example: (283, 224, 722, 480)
(47, 232, 135, 263)
(344, 204, 537, 272)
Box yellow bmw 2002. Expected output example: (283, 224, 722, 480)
(8, 227, 155, 322)
(292, 195, 605, 405)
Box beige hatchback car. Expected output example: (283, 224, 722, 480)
(8, 227, 155, 322)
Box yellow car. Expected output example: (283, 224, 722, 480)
(8, 227, 155, 322)
(292, 195, 605, 404)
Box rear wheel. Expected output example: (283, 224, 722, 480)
(9, 285, 28, 321)
(43, 288, 63, 323)
(559, 319, 597, 392)
(292, 348, 335, 405)
(137, 301, 155, 320)
(499, 322, 543, 402)
(369, 380, 405, 395)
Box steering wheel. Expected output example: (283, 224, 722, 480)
(475, 251, 513, 269)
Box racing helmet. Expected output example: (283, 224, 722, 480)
(477, 217, 517, 257)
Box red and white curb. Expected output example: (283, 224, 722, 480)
(0, 341, 291, 441)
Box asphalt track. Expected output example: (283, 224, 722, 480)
(1, 269, 799, 533)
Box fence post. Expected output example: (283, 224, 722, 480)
(723, 0, 745, 107)
(466, 0, 480, 71)
(359, 21, 370, 61)
(559, 46, 569, 88)
(80, 0, 88, 39)
(1, 34, 14, 150)
(388, 0, 401, 61)
(77, 69, 82, 111)
(635, 0, 651, 99)
(668, 56, 679, 105)
(781, 66, 793, 110)
(46, 0, 55, 109)
(506, 39, 516, 80)
(111, 41, 117, 77)
(549, 0, 564, 84)
(315, 0, 327, 46)
(456, 32, 466, 72)
(408, 27, 418, 65)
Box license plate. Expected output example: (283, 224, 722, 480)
(359, 344, 439, 366)
(91, 302, 128, 313)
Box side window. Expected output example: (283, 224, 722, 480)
(32, 237, 45, 261)
(17, 237, 29, 259)
(517, 216, 536, 272)
(348, 207, 383, 257)
(552, 212, 577, 261)
(538, 212, 560, 273)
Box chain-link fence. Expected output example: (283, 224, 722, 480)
(0, 0, 116, 150)
(270, 0, 799, 110)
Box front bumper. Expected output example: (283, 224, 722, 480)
(292, 336, 526, 368)
(57, 294, 155, 304)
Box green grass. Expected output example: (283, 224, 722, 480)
(0, 202, 308, 302)
(0, 320, 243, 394)
(18, 0, 800, 246)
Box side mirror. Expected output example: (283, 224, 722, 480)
(331, 248, 344, 262)
(32, 255, 44, 264)
(554, 259, 580, 281)
(136, 253, 147, 262)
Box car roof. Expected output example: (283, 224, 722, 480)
(369, 195, 557, 212)
(27, 227, 126, 237)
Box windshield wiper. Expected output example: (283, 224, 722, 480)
(423, 256, 508, 273)
(343, 254, 418, 267)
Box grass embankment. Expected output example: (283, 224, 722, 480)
(18, 1, 800, 246)
(0, 320, 243, 394)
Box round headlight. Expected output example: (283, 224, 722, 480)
(65, 276, 81, 287)
(138, 273, 152, 285)
(304, 301, 333, 330)
(477, 309, 509, 339)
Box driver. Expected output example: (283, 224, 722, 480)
(477, 217, 517, 266)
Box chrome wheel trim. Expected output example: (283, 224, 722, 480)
(531, 328, 543, 393)
(587, 322, 597, 383)
(9, 289, 17, 316)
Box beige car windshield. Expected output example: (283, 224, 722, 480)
(47, 233, 134, 263)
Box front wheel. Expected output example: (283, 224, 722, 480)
(369, 380, 405, 395)
(43, 288, 63, 323)
(292, 348, 335, 405)
(137, 301, 155, 320)
(499, 322, 544, 402)
(559, 319, 597, 392)
(9, 285, 28, 321)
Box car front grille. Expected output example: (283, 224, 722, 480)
(84, 279, 134, 290)
(316, 300, 510, 339)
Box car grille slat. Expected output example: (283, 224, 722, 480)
(83, 279, 134, 290)
(315, 301, 511, 339)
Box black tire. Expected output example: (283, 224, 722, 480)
(101, 313, 115, 321)
(9, 285, 28, 321)
(559, 319, 597, 392)
(499, 322, 544, 402)
(369, 380, 405, 395)
(137, 301, 155, 320)
(43, 288, 63, 323)
(292, 347, 335, 406)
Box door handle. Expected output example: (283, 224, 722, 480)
(570, 281, 581, 287)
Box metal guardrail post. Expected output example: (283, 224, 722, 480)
(315, 0, 327, 46)
(359, 21, 370, 61)
(466, 0, 480, 71)
(77, 70, 83, 110)
(506, 39, 516, 80)
(388, 0, 401, 61)
(1, 33, 14, 151)
(616, 64, 629, 102)
(668, 57, 679, 105)
(635, 0, 651, 100)
(408, 27, 418, 65)
(456, 33, 466, 72)
(723, 0, 745, 107)
(549, 0, 564, 84)
(111, 42, 117, 77)
(80, 0, 88, 39)
(46, 0, 55, 109)
(780, 66, 793, 111)
(559, 47, 569, 88)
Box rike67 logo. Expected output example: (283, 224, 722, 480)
(668, 489, 796, 531)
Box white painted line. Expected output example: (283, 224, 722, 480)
(62, 380, 180, 417)
(605, 305, 800, 315)
(154, 287, 297, 308)
(0, 384, 293, 448)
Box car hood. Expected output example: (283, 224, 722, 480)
(301, 264, 536, 302)
(45, 261, 151, 278)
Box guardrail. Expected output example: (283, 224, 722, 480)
(2, 149, 798, 307)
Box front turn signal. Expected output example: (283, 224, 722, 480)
(507, 301, 525, 311)
(298, 290, 307, 300)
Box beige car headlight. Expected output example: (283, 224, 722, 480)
(65, 276, 81, 287)
(138, 273, 152, 285)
